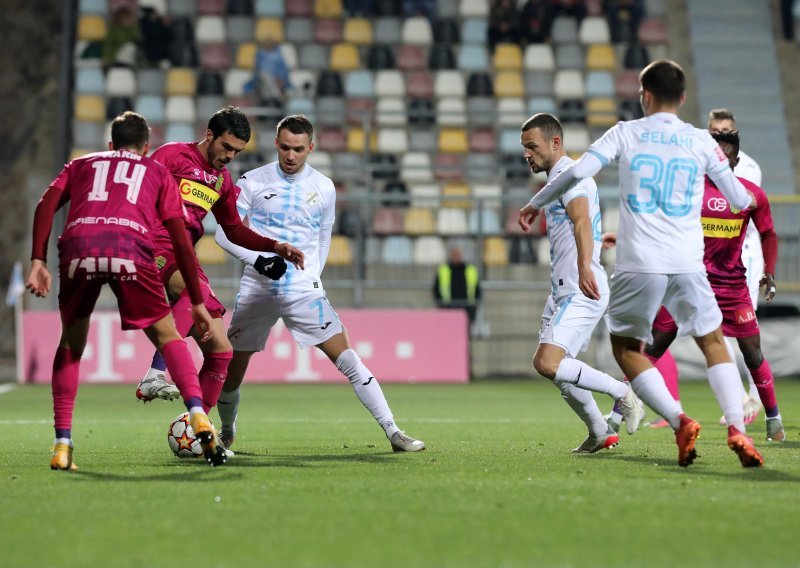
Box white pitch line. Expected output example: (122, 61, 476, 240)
(0, 384, 17, 395)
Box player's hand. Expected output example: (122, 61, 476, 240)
(518, 204, 539, 233)
(254, 255, 287, 280)
(25, 259, 51, 298)
(760, 273, 776, 304)
(578, 265, 601, 300)
(275, 242, 304, 270)
(601, 232, 617, 250)
(190, 304, 215, 343)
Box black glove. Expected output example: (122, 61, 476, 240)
(254, 255, 287, 280)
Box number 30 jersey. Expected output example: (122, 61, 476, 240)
(588, 112, 747, 274)
(48, 150, 185, 264)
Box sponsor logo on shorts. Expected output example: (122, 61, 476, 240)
(735, 308, 756, 325)
(67, 257, 137, 281)
(155, 256, 166, 270)
(701, 217, 742, 238)
(179, 178, 220, 212)
(320, 321, 332, 330)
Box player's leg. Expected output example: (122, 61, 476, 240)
(188, 315, 233, 414)
(741, 235, 765, 404)
(737, 334, 784, 441)
(216, 350, 256, 449)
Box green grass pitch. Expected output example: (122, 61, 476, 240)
(2, 380, 800, 567)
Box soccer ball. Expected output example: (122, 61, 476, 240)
(167, 412, 203, 458)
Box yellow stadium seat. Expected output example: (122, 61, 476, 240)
(494, 71, 524, 98)
(347, 128, 377, 153)
(493, 43, 523, 71)
(315, 0, 343, 18)
(438, 128, 468, 154)
(255, 18, 284, 42)
(74, 95, 105, 122)
(586, 44, 616, 70)
(330, 43, 361, 71)
(78, 15, 106, 41)
(344, 18, 373, 44)
(245, 129, 257, 153)
(587, 97, 618, 127)
(442, 182, 471, 209)
(165, 68, 196, 96)
(403, 208, 436, 235)
(483, 237, 509, 266)
(195, 235, 227, 265)
(326, 235, 353, 265)
(235, 42, 258, 70)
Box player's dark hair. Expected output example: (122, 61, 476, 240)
(276, 114, 314, 141)
(639, 60, 685, 104)
(711, 130, 740, 154)
(521, 113, 563, 142)
(207, 106, 251, 142)
(110, 111, 150, 150)
(708, 108, 736, 127)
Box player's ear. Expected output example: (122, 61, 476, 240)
(107, 140, 114, 151)
(679, 92, 687, 106)
(308, 141, 315, 153)
(142, 142, 150, 156)
(205, 129, 214, 143)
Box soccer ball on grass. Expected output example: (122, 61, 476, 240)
(167, 412, 203, 458)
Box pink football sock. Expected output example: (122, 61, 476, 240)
(52, 347, 82, 433)
(161, 339, 203, 405)
(170, 291, 195, 337)
(749, 359, 779, 417)
(198, 351, 233, 413)
(647, 350, 680, 401)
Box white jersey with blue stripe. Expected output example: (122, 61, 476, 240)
(543, 156, 609, 300)
(588, 112, 735, 274)
(217, 161, 336, 297)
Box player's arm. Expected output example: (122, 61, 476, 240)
(708, 167, 755, 211)
(751, 186, 778, 303)
(27, 179, 70, 297)
(163, 217, 214, 342)
(317, 184, 336, 272)
(565, 196, 600, 300)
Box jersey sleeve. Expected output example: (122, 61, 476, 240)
(214, 177, 260, 266)
(586, 122, 625, 166)
(317, 181, 336, 270)
(156, 167, 185, 221)
(701, 131, 731, 177)
(210, 173, 243, 226)
(746, 180, 774, 234)
(560, 177, 591, 207)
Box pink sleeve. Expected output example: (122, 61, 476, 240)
(156, 168, 185, 222)
(210, 174, 242, 226)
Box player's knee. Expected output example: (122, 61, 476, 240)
(741, 346, 763, 369)
(532, 352, 557, 379)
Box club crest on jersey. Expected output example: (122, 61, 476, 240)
(155, 255, 166, 270)
(305, 192, 318, 205)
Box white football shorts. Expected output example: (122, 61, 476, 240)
(539, 292, 609, 357)
(741, 230, 764, 309)
(227, 290, 344, 351)
(607, 271, 722, 342)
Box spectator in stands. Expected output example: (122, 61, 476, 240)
(488, 0, 520, 51)
(102, 6, 140, 70)
(139, 6, 172, 68)
(554, 0, 587, 21)
(433, 247, 482, 326)
(519, 0, 556, 45)
(344, 0, 374, 16)
(606, 0, 644, 43)
(245, 38, 292, 101)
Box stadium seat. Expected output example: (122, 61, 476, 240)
(200, 43, 232, 70)
(437, 0, 458, 18)
(459, 0, 488, 17)
(196, 95, 224, 120)
(330, 43, 361, 71)
(432, 17, 460, 44)
(286, 0, 312, 16)
(367, 44, 394, 70)
(623, 42, 650, 69)
(313, 18, 342, 43)
(466, 72, 493, 97)
(638, 18, 668, 45)
(75, 67, 104, 94)
(396, 45, 427, 71)
(314, 0, 342, 17)
(106, 68, 136, 96)
(414, 236, 447, 265)
(135, 94, 165, 122)
(494, 72, 524, 98)
(289, 69, 317, 95)
(434, 70, 466, 97)
(224, 69, 251, 96)
(312, 70, 340, 97)
(483, 237, 509, 266)
(404, 208, 436, 236)
(165, 68, 196, 96)
(307, 150, 332, 176)
(464, 152, 495, 181)
(493, 44, 523, 71)
(344, 70, 375, 97)
(562, 125, 591, 154)
(346, 127, 377, 153)
(438, 128, 468, 153)
(615, 70, 640, 98)
(408, 98, 435, 125)
(408, 128, 437, 152)
(227, 16, 254, 43)
(469, 128, 495, 153)
(165, 95, 197, 123)
(587, 98, 617, 127)
(103, 96, 131, 121)
(198, 0, 225, 14)
(551, 16, 578, 43)
(73, 120, 104, 149)
(299, 44, 329, 70)
(558, 99, 586, 124)
(376, 97, 406, 126)
(316, 97, 345, 127)
(525, 70, 555, 97)
(618, 98, 644, 121)
(470, 208, 502, 235)
(585, 71, 614, 97)
(372, 208, 404, 235)
(555, 44, 585, 70)
(435, 153, 465, 180)
(381, 236, 413, 264)
(168, 42, 199, 68)
(461, 17, 487, 43)
(317, 128, 346, 153)
(442, 181, 471, 208)
(332, 152, 362, 181)
(408, 183, 440, 207)
(523, 44, 556, 71)
(429, 45, 456, 70)
(227, 0, 253, 13)
(255, 17, 284, 42)
(528, 96, 557, 115)
(374, 17, 402, 44)
(586, 44, 616, 70)
(78, 15, 106, 41)
(466, 97, 495, 127)
(195, 235, 227, 264)
(195, 16, 226, 43)
(401, 17, 433, 45)
(457, 44, 489, 72)
(554, 70, 585, 100)
(80, 0, 107, 14)
(437, 98, 467, 127)
(406, 71, 434, 98)
(344, 17, 373, 44)
(437, 208, 468, 234)
(375, 70, 405, 97)
(496, 97, 526, 127)
(346, 98, 375, 125)
(472, 183, 502, 207)
(499, 128, 522, 154)
(377, 127, 408, 153)
(137, 69, 165, 94)
(285, 18, 313, 42)
(578, 16, 611, 44)
(286, 96, 316, 121)
(401, 152, 433, 182)
(232, 42, 256, 70)
(255, 0, 284, 17)
(326, 235, 353, 266)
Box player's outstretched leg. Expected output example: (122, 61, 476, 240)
(136, 350, 180, 402)
(557, 383, 620, 453)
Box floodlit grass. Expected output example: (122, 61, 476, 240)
(2, 380, 799, 567)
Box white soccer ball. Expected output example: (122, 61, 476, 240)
(167, 412, 203, 458)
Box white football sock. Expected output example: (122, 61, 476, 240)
(707, 362, 746, 431)
(554, 358, 629, 400)
(556, 383, 609, 437)
(630, 367, 682, 430)
(336, 349, 398, 437)
(217, 388, 240, 429)
(725, 336, 758, 400)
(188, 406, 205, 419)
